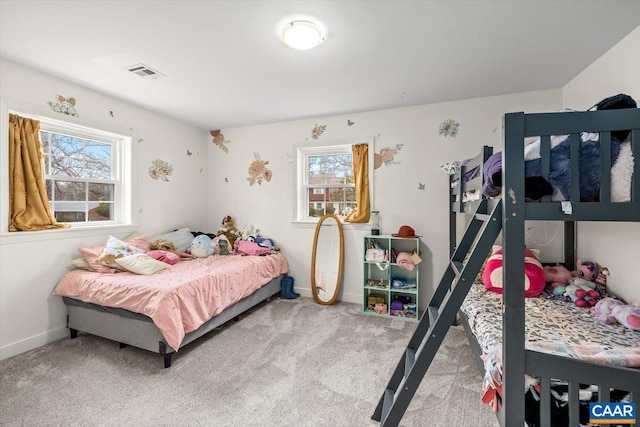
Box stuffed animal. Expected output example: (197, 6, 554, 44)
(611, 303, 640, 331)
(217, 215, 238, 247)
(573, 260, 597, 281)
(149, 239, 195, 261)
(591, 297, 624, 324)
(189, 235, 215, 258)
(562, 281, 600, 307)
(482, 245, 545, 297)
(543, 264, 572, 292)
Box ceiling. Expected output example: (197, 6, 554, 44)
(1, 1, 639, 131)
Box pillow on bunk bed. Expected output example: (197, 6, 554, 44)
(482, 245, 545, 297)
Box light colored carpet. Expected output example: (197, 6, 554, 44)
(0, 297, 499, 427)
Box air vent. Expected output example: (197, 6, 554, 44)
(125, 63, 166, 80)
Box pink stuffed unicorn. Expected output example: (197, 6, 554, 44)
(591, 297, 640, 331)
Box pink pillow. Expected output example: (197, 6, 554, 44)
(79, 235, 150, 273)
(147, 250, 180, 265)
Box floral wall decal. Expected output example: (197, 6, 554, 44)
(347, 120, 355, 127)
(148, 159, 173, 182)
(48, 94, 79, 117)
(210, 130, 230, 153)
(187, 149, 192, 156)
(311, 124, 327, 140)
(374, 144, 404, 169)
(439, 118, 460, 137)
(247, 153, 272, 186)
(418, 182, 425, 190)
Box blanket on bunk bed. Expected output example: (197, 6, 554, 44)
(461, 282, 640, 425)
(54, 253, 288, 351)
(483, 94, 637, 202)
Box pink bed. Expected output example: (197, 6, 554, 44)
(54, 253, 288, 354)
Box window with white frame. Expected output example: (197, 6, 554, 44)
(36, 116, 132, 227)
(294, 139, 373, 222)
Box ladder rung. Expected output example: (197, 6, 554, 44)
(450, 260, 463, 276)
(475, 213, 491, 221)
(404, 348, 416, 377)
(427, 305, 439, 327)
(381, 388, 394, 422)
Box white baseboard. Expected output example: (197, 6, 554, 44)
(294, 288, 362, 305)
(0, 326, 68, 361)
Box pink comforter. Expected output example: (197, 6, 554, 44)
(53, 253, 288, 351)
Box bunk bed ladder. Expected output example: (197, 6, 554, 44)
(372, 199, 503, 427)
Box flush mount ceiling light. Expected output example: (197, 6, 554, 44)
(280, 20, 325, 50)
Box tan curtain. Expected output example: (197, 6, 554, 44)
(344, 143, 370, 223)
(8, 113, 69, 231)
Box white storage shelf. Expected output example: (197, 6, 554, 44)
(363, 235, 420, 321)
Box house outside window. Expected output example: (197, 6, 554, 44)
(294, 138, 374, 222)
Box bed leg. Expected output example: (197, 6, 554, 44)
(69, 328, 78, 339)
(119, 342, 127, 349)
(233, 316, 240, 322)
(159, 342, 172, 369)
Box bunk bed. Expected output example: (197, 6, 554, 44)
(450, 106, 640, 426)
(373, 101, 639, 427)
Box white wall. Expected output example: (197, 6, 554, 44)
(0, 59, 209, 359)
(209, 89, 562, 311)
(562, 26, 640, 304)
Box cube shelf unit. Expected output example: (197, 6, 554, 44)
(363, 234, 420, 321)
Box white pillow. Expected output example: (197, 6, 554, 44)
(97, 235, 146, 270)
(116, 254, 171, 275)
(150, 228, 193, 253)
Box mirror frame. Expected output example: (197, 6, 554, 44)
(311, 214, 344, 305)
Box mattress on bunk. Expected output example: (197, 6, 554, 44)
(460, 282, 640, 368)
(54, 253, 288, 351)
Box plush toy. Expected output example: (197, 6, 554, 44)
(149, 239, 195, 261)
(611, 303, 640, 331)
(573, 260, 597, 281)
(591, 297, 624, 324)
(189, 235, 215, 258)
(562, 281, 600, 307)
(543, 264, 572, 292)
(217, 215, 238, 247)
(482, 245, 545, 297)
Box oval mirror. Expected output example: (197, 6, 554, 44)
(311, 214, 344, 305)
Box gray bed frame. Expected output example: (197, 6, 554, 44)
(450, 108, 640, 426)
(63, 276, 282, 368)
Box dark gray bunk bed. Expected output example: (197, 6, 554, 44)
(372, 107, 640, 427)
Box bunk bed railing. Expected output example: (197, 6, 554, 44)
(525, 350, 640, 427)
(500, 108, 640, 427)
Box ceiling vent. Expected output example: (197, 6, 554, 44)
(125, 63, 165, 80)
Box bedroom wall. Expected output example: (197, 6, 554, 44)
(0, 59, 210, 360)
(207, 89, 562, 312)
(562, 25, 640, 304)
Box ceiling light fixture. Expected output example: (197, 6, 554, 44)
(280, 20, 325, 50)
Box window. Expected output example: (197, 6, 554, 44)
(31, 114, 131, 227)
(294, 138, 374, 222)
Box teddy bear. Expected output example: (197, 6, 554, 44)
(217, 215, 238, 247)
(481, 245, 545, 297)
(591, 297, 640, 331)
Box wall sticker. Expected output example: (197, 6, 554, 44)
(48, 94, 79, 117)
(247, 153, 272, 186)
(210, 130, 230, 153)
(311, 124, 327, 140)
(148, 159, 174, 182)
(374, 144, 404, 169)
(439, 118, 460, 138)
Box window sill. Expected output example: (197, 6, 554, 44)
(0, 224, 138, 245)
